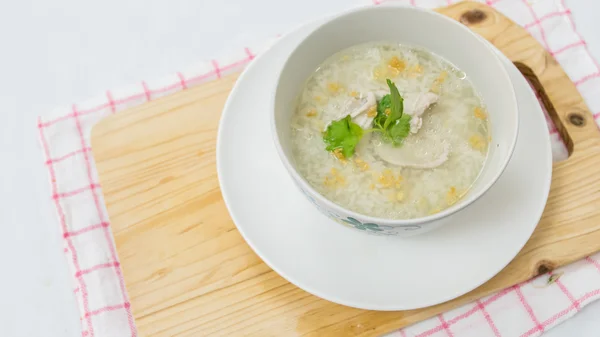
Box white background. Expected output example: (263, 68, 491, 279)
(0, 0, 598, 336)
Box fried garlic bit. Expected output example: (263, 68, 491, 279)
(327, 82, 344, 94)
(395, 191, 405, 202)
(408, 64, 423, 78)
(377, 169, 394, 188)
(314, 95, 328, 105)
(332, 148, 347, 163)
(376, 169, 403, 189)
(306, 109, 317, 117)
(446, 186, 459, 206)
(385, 185, 405, 203)
(474, 106, 487, 120)
(384, 108, 391, 116)
(324, 167, 346, 188)
(431, 71, 448, 93)
(387, 66, 400, 77)
(373, 66, 385, 80)
(367, 105, 377, 117)
(429, 207, 442, 215)
(469, 134, 487, 151)
(349, 90, 359, 98)
(388, 56, 406, 72)
(354, 157, 369, 171)
(373, 57, 406, 80)
(437, 71, 448, 82)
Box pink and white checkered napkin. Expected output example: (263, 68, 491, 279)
(36, 1, 600, 336)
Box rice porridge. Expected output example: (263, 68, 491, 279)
(289, 42, 490, 219)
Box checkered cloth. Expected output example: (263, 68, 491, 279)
(36, 1, 600, 336)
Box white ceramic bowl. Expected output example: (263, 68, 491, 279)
(271, 5, 519, 237)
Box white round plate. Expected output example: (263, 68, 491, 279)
(217, 20, 552, 310)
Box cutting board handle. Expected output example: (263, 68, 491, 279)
(445, 2, 599, 157)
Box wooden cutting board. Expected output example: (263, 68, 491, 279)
(91, 2, 600, 336)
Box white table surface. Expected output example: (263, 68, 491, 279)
(1, 0, 598, 336)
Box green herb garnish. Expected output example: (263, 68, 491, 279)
(388, 114, 412, 144)
(374, 94, 390, 129)
(372, 79, 412, 146)
(384, 79, 404, 129)
(321, 79, 410, 157)
(323, 115, 364, 158)
(547, 272, 564, 285)
(532, 271, 565, 289)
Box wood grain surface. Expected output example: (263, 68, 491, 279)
(91, 2, 600, 336)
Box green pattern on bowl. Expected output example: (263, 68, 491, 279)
(342, 217, 388, 232)
(298, 186, 423, 235)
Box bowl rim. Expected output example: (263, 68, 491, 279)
(270, 4, 519, 227)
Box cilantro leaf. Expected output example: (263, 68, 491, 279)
(389, 114, 412, 145)
(383, 79, 404, 130)
(369, 79, 411, 146)
(375, 94, 391, 128)
(323, 115, 364, 158)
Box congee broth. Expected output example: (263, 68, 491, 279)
(290, 42, 489, 219)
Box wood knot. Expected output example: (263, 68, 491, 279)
(152, 267, 170, 281)
(460, 9, 487, 25)
(568, 112, 586, 127)
(159, 176, 176, 184)
(535, 260, 556, 276)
